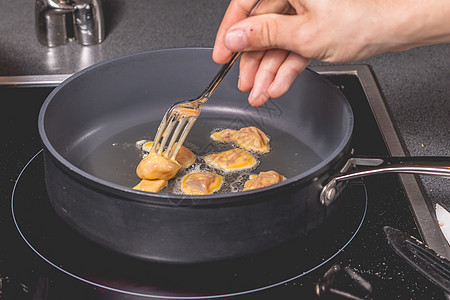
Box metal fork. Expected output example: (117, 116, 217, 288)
(149, 0, 264, 160)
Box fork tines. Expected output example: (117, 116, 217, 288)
(150, 107, 198, 161)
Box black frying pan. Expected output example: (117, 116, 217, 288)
(38, 48, 361, 263)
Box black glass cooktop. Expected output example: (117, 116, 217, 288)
(0, 67, 446, 299)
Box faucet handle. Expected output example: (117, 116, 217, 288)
(72, 0, 105, 45)
(35, 0, 74, 47)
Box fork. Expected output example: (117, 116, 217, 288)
(149, 0, 264, 161)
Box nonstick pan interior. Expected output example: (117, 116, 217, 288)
(39, 48, 353, 200)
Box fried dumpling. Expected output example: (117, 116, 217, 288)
(136, 152, 181, 180)
(243, 170, 285, 191)
(204, 148, 257, 172)
(133, 179, 168, 193)
(233, 126, 270, 154)
(142, 141, 195, 169)
(210, 128, 237, 142)
(211, 126, 270, 154)
(181, 172, 223, 195)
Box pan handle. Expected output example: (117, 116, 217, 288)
(320, 156, 450, 206)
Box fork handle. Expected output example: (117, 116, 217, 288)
(201, 52, 242, 100)
(200, 0, 265, 101)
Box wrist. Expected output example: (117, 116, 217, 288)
(383, 0, 450, 50)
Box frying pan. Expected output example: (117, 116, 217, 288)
(38, 48, 449, 264)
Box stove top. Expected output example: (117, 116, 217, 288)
(0, 65, 448, 299)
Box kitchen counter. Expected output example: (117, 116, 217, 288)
(0, 0, 448, 210)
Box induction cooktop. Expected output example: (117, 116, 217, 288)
(0, 65, 448, 299)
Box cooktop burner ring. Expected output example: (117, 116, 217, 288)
(11, 150, 368, 299)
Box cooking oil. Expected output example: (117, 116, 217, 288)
(79, 118, 322, 195)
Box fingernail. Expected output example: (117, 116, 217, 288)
(249, 88, 257, 105)
(267, 82, 275, 95)
(249, 89, 266, 107)
(225, 29, 246, 51)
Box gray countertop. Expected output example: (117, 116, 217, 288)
(1, 0, 449, 208)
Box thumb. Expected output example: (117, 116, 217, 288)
(224, 14, 301, 52)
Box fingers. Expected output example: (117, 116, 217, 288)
(213, 0, 311, 107)
(247, 49, 289, 107)
(213, 0, 261, 64)
(213, 0, 292, 64)
(223, 13, 303, 53)
(239, 50, 310, 107)
(238, 51, 265, 92)
(267, 52, 310, 98)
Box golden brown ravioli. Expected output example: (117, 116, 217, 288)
(136, 152, 181, 180)
(142, 141, 195, 169)
(133, 179, 168, 193)
(204, 148, 257, 172)
(210, 128, 237, 142)
(211, 126, 270, 154)
(181, 172, 223, 195)
(243, 170, 285, 191)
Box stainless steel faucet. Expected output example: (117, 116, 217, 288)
(35, 0, 105, 47)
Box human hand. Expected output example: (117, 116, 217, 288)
(213, 0, 450, 106)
